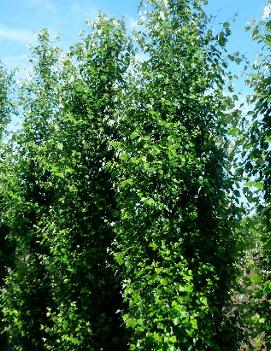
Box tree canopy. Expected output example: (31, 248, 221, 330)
(0, 0, 270, 350)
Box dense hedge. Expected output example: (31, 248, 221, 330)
(0, 0, 270, 350)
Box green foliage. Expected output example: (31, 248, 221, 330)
(0, 62, 14, 349)
(244, 3, 271, 347)
(0, 63, 12, 136)
(37, 15, 132, 350)
(0, 30, 61, 350)
(224, 215, 269, 350)
(0, 62, 11, 284)
(2, 1, 271, 350)
(1, 16, 132, 351)
(112, 0, 239, 349)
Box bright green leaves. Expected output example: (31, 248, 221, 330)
(120, 253, 198, 350)
(112, 1, 239, 350)
(245, 181, 264, 191)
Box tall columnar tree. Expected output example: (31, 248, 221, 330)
(0, 17, 133, 350)
(31, 16, 132, 350)
(113, 0, 239, 349)
(245, 2, 271, 346)
(0, 31, 62, 350)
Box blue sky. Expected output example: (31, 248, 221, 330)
(0, 0, 268, 85)
(0, 0, 137, 71)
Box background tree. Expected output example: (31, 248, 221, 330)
(232, 215, 268, 350)
(0, 31, 61, 350)
(0, 62, 14, 350)
(0, 63, 11, 136)
(244, 2, 271, 347)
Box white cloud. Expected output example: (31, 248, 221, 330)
(0, 24, 35, 44)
